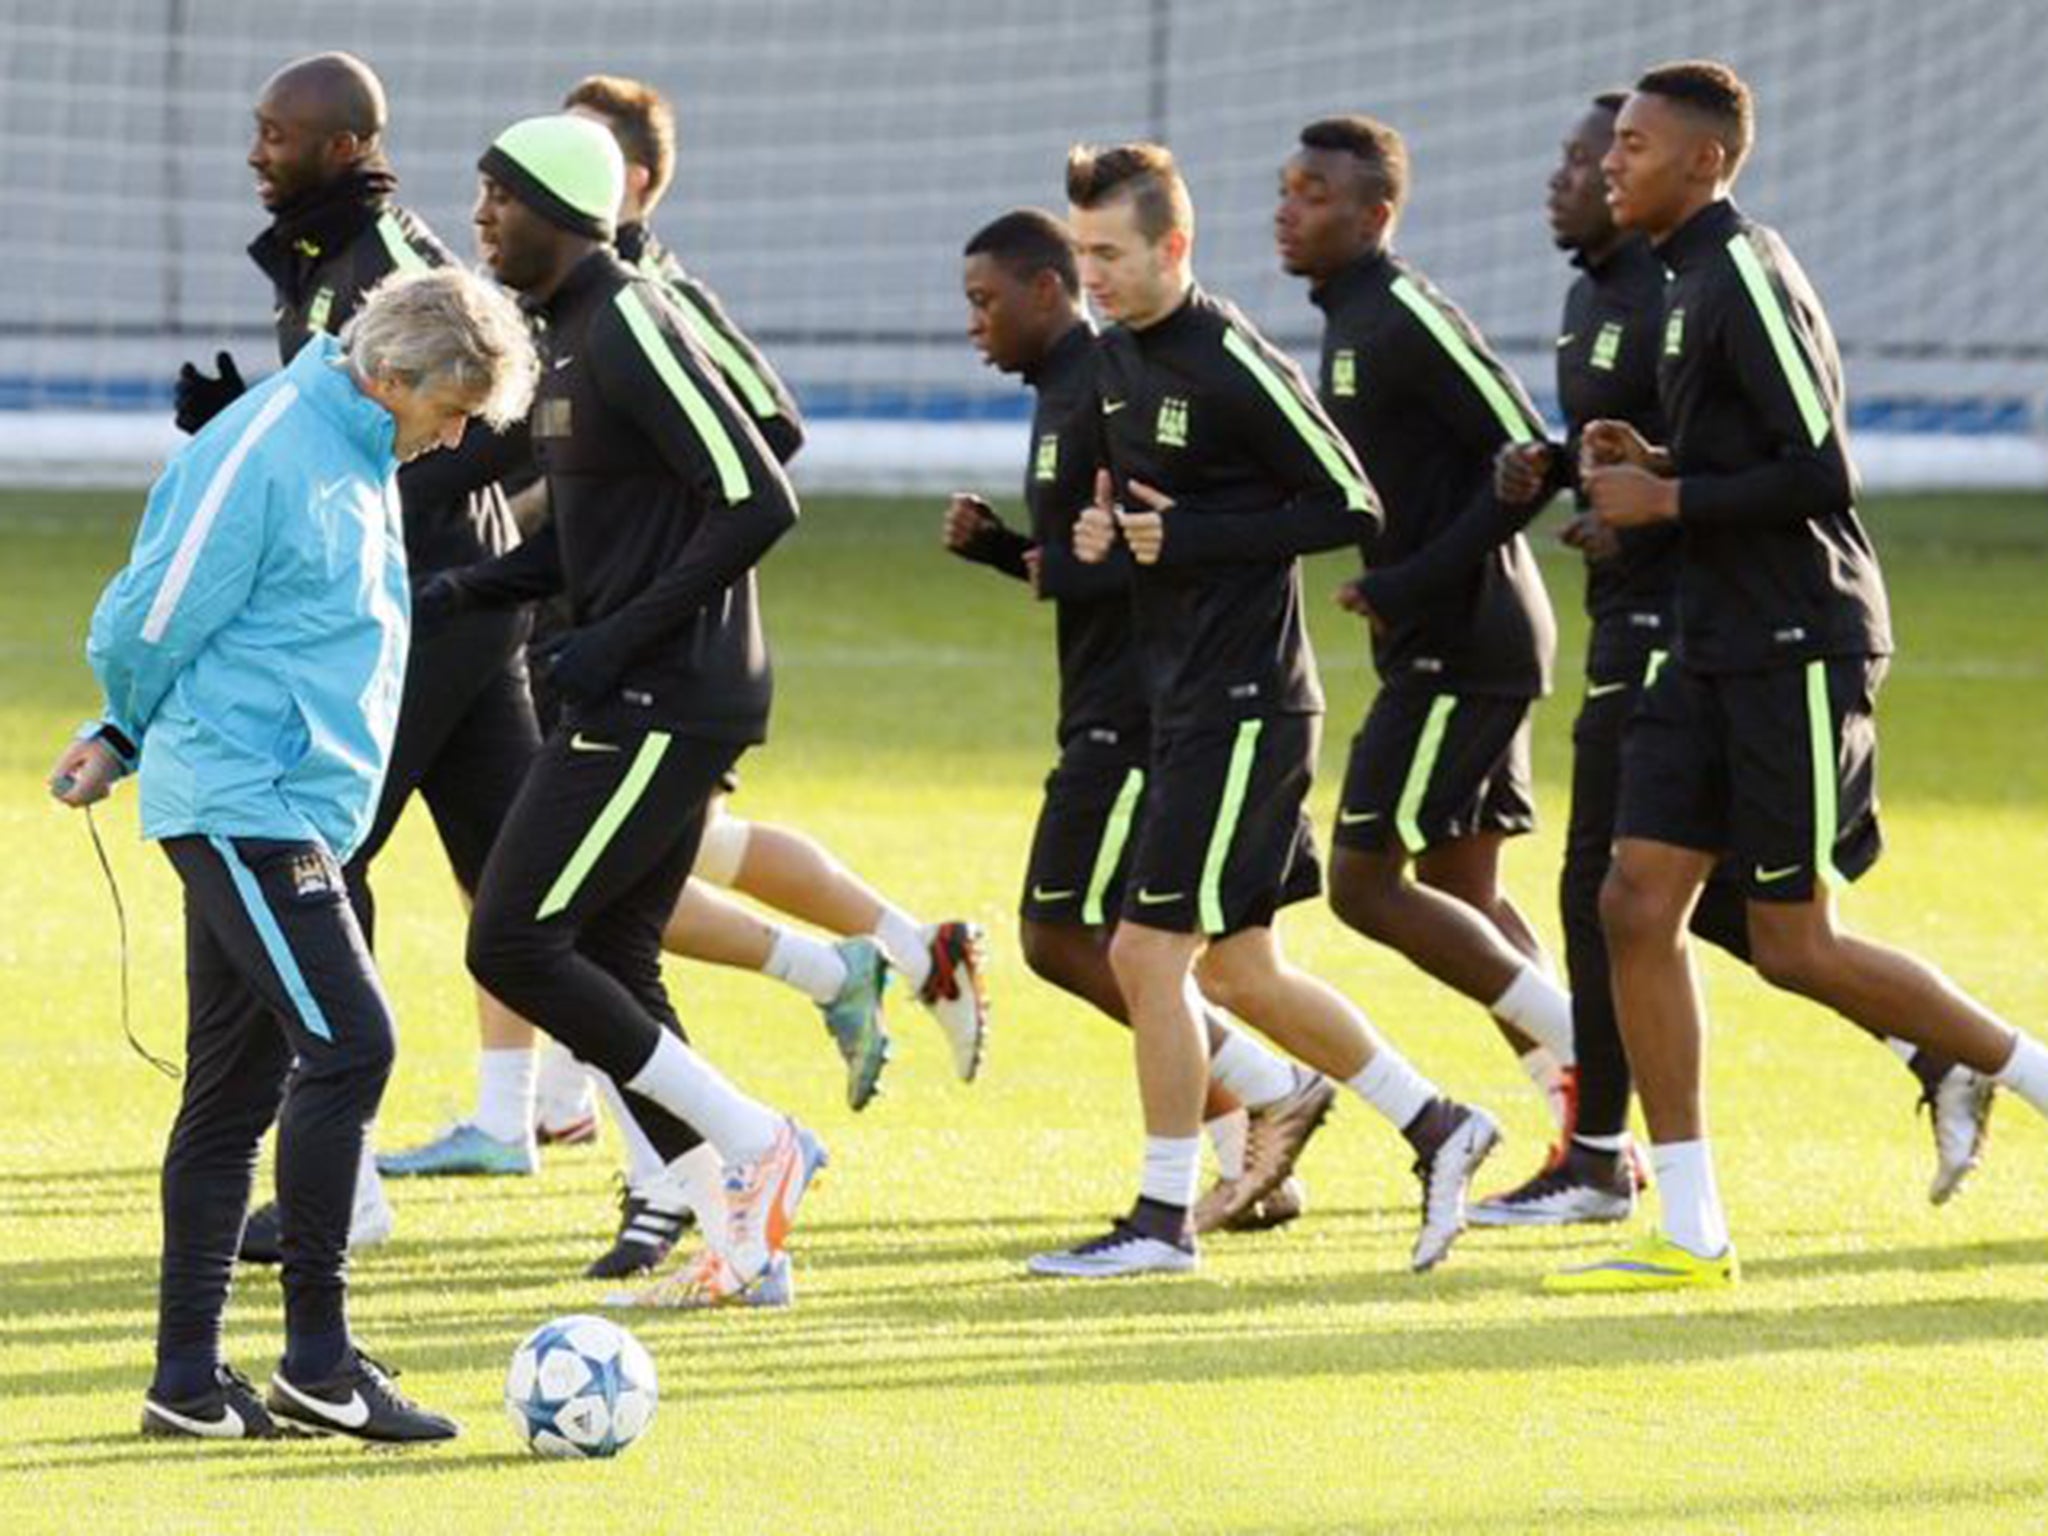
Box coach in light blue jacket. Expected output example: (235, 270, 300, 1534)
(48, 267, 536, 1445)
(86, 328, 411, 861)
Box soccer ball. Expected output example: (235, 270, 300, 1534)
(505, 1314, 659, 1459)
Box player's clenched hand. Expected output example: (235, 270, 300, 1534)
(1074, 469, 1119, 564)
(942, 492, 1002, 556)
(1580, 419, 1658, 476)
(1022, 546, 1043, 595)
(1584, 463, 1679, 529)
(48, 736, 118, 807)
(1335, 578, 1388, 639)
(1116, 478, 1173, 565)
(1494, 441, 1555, 506)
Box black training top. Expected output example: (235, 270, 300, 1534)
(1091, 286, 1381, 735)
(1555, 236, 1683, 674)
(454, 249, 798, 741)
(615, 222, 806, 466)
(1656, 199, 1891, 672)
(952, 322, 1150, 749)
(1314, 250, 1556, 698)
(248, 168, 517, 573)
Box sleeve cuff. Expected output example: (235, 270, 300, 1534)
(82, 718, 139, 773)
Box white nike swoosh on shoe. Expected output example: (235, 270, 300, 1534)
(146, 1399, 246, 1438)
(272, 1375, 371, 1429)
(569, 732, 621, 754)
(1338, 809, 1380, 825)
(1586, 680, 1630, 698)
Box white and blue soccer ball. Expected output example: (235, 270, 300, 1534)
(506, 1314, 659, 1459)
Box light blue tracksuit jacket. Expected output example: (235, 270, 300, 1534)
(87, 334, 410, 863)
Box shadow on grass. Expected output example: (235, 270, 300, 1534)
(6, 1228, 2047, 1405)
(1252, 1471, 2048, 1536)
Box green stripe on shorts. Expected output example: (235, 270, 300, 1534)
(1395, 695, 1459, 854)
(537, 732, 673, 919)
(1081, 767, 1146, 926)
(1198, 720, 1265, 934)
(1805, 661, 1845, 888)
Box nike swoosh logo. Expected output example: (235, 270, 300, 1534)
(552, 354, 575, 370)
(1031, 886, 1078, 902)
(147, 1399, 246, 1438)
(1338, 809, 1380, 825)
(1586, 680, 1630, 698)
(1134, 888, 1184, 906)
(275, 1376, 372, 1429)
(1101, 398, 1127, 414)
(1556, 333, 1576, 349)
(569, 733, 620, 753)
(1754, 864, 1802, 883)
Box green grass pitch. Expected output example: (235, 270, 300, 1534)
(1, 488, 2044, 1534)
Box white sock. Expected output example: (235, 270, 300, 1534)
(1205, 1110, 1249, 1181)
(1994, 1033, 2048, 1117)
(873, 905, 931, 991)
(1140, 1134, 1202, 1210)
(661, 1142, 726, 1246)
(625, 1031, 781, 1161)
(1492, 965, 1576, 1065)
(764, 927, 851, 1005)
(473, 1047, 537, 1143)
(597, 1072, 669, 1187)
(1346, 1048, 1439, 1132)
(352, 1137, 389, 1225)
(1519, 1046, 1568, 1128)
(1651, 1138, 1729, 1258)
(1208, 1023, 1298, 1110)
(535, 1038, 595, 1124)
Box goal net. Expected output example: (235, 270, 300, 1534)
(2, 0, 2042, 489)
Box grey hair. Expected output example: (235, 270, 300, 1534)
(343, 266, 539, 429)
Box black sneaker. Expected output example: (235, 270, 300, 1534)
(238, 1201, 282, 1265)
(142, 1363, 297, 1440)
(266, 1348, 459, 1443)
(585, 1175, 694, 1280)
(1469, 1142, 1635, 1227)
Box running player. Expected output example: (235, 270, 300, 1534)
(1273, 116, 1579, 1136)
(1551, 62, 2046, 1291)
(944, 206, 1331, 1233)
(1474, 95, 1988, 1225)
(1027, 144, 1501, 1279)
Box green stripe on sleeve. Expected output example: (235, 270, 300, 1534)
(537, 732, 673, 919)
(1198, 719, 1265, 934)
(614, 287, 753, 501)
(1805, 661, 1845, 888)
(1727, 235, 1831, 448)
(1082, 767, 1147, 926)
(636, 256, 782, 421)
(1389, 276, 1540, 444)
(1395, 694, 1458, 854)
(374, 212, 431, 274)
(1221, 328, 1372, 512)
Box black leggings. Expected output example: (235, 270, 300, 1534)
(1564, 670, 1749, 1140)
(467, 721, 742, 1163)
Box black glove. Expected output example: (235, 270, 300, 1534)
(174, 351, 247, 434)
(409, 570, 473, 632)
(541, 625, 629, 707)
